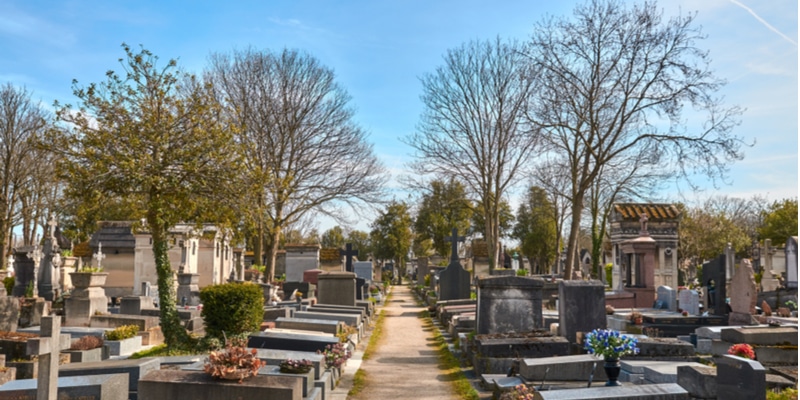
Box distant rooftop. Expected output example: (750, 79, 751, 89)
(613, 203, 681, 220)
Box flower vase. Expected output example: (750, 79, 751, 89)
(604, 357, 622, 386)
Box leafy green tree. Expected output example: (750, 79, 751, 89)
(471, 199, 514, 239)
(413, 178, 473, 259)
(758, 198, 798, 246)
(346, 229, 372, 259)
(370, 201, 413, 278)
(679, 204, 751, 268)
(513, 186, 557, 274)
(321, 226, 346, 248)
(50, 44, 241, 350)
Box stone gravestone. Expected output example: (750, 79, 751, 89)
(786, 236, 797, 289)
(728, 259, 757, 326)
(317, 271, 357, 306)
(656, 285, 677, 311)
(558, 280, 606, 344)
(176, 273, 201, 306)
(353, 261, 373, 284)
(12, 245, 39, 297)
(417, 256, 429, 284)
(716, 355, 766, 400)
(702, 254, 727, 317)
(285, 244, 321, 283)
(678, 289, 700, 316)
(0, 293, 20, 332)
(438, 229, 471, 301)
(476, 276, 544, 334)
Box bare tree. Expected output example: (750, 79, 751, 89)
(0, 84, 51, 264)
(527, 0, 746, 279)
(406, 38, 539, 271)
(208, 48, 387, 282)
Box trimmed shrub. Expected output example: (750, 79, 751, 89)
(200, 282, 264, 340)
(105, 325, 139, 341)
(2, 276, 12, 295)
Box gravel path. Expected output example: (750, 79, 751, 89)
(344, 284, 460, 400)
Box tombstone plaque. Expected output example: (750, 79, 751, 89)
(558, 280, 606, 344)
(786, 236, 797, 289)
(702, 255, 727, 317)
(476, 276, 544, 334)
(716, 355, 766, 400)
(678, 289, 700, 316)
(656, 285, 677, 311)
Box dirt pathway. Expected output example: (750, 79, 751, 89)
(344, 284, 460, 400)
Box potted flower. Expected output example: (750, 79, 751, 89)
(204, 340, 263, 383)
(727, 343, 755, 360)
(584, 329, 639, 386)
(629, 311, 643, 325)
(317, 342, 350, 375)
(279, 358, 313, 374)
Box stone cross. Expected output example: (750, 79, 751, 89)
(27, 245, 43, 297)
(340, 243, 359, 272)
(47, 215, 58, 244)
(93, 242, 106, 270)
(26, 316, 60, 400)
(445, 228, 465, 263)
(639, 213, 650, 236)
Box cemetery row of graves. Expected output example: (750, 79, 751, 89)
(0, 211, 795, 399)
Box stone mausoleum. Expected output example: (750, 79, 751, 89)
(609, 203, 681, 289)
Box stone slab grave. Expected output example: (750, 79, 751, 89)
(640, 313, 726, 337)
(317, 271, 357, 307)
(716, 354, 767, 400)
(635, 337, 695, 357)
(247, 330, 340, 353)
(294, 311, 362, 336)
(285, 244, 321, 283)
(639, 360, 710, 384)
(139, 370, 303, 400)
(308, 304, 368, 324)
(0, 291, 20, 331)
(677, 364, 717, 399)
(558, 279, 606, 344)
(719, 326, 798, 365)
(249, 348, 334, 397)
(677, 289, 699, 316)
(439, 228, 471, 301)
(283, 281, 316, 301)
(0, 373, 129, 400)
(533, 383, 689, 400)
(275, 317, 344, 335)
(655, 285, 677, 311)
(119, 295, 154, 316)
(474, 333, 569, 359)
(353, 261, 373, 283)
(729, 259, 758, 326)
(265, 307, 293, 321)
(58, 357, 161, 399)
(182, 362, 318, 399)
(476, 276, 544, 334)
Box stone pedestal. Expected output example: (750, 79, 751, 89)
(317, 272, 356, 306)
(120, 296, 154, 316)
(65, 273, 108, 327)
(558, 280, 606, 344)
(176, 273, 200, 306)
(18, 297, 45, 328)
(476, 276, 544, 334)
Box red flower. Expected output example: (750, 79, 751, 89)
(727, 343, 755, 360)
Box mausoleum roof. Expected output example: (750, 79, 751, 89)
(613, 203, 680, 221)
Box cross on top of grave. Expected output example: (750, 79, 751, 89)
(47, 215, 58, 243)
(28, 244, 43, 264)
(639, 213, 649, 236)
(27, 316, 60, 400)
(445, 228, 465, 264)
(340, 243, 359, 273)
(93, 242, 106, 269)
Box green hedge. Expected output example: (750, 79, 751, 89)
(200, 282, 264, 340)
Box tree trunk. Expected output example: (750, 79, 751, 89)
(266, 224, 282, 284)
(150, 219, 189, 351)
(563, 193, 585, 280)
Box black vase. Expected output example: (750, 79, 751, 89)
(604, 357, 621, 386)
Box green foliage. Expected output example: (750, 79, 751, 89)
(200, 282, 264, 341)
(2, 276, 13, 295)
(516, 268, 528, 276)
(413, 178, 473, 258)
(605, 263, 613, 287)
(766, 387, 798, 400)
(105, 325, 139, 341)
(370, 201, 413, 276)
(50, 44, 243, 350)
(346, 230, 372, 259)
(759, 198, 798, 246)
(24, 281, 33, 298)
(471, 198, 514, 239)
(679, 204, 751, 264)
(320, 226, 346, 249)
(423, 274, 431, 287)
(513, 186, 557, 274)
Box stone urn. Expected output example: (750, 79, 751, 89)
(70, 272, 108, 288)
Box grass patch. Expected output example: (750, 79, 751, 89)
(419, 310, 480, 400)
(348, 369, 368, 397)
(768, 387, 798, 400)
(128, 343, 202, 359)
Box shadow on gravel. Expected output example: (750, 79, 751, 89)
(376, 356, 441, 364)
(398, 311, 423, 317)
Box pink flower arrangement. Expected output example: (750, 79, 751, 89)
(728, 343, 755, 360)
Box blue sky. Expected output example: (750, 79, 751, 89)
(0, 0, 796, 233)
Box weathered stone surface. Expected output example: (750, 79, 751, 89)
(719, 327, 798, 346)
(716, 355, 766, 400)
(58, 357, 161, 395)
(474, 334, 568, 358)
(0, 373, 129, 400)
(139, 370, 302, 400)
(247, 331, 339, 353)
(519, 354, 608, 382)
(636, 337, 695, 357)
(558, 280, 606, 344)
(439, 261, 471, 301)
(476, 276, 544, 334)
(275, 317, 343, 335)
(677, 365, 717, 399)
(534, 383, 689, 399)
(0, 296, 20, 332)
(642, 361, 708, 384)
(317, 271, 356, 307)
